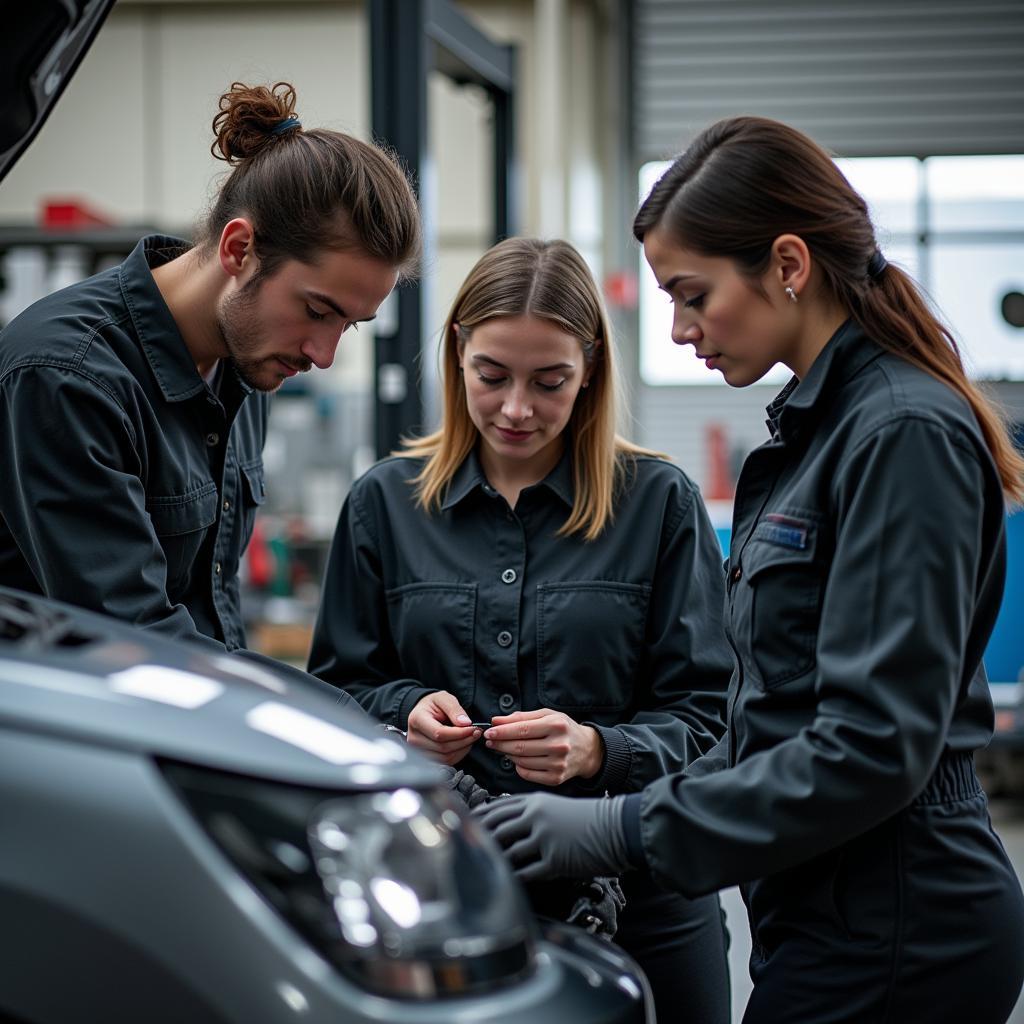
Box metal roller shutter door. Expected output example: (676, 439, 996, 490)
(632, 0, 1024, 160)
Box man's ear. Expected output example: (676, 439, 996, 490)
(217, 218, 257, 281)
(770, 233, 811, 298)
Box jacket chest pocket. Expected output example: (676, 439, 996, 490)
(234, 459, 266, 565)
(147, 484, 219, 588)
(537, 581, 651, 712)
(733, 515, 825, 691)
(385, 583, 477, 704)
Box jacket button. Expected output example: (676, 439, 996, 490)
(214, 562, 222, 575)
(206, 432, 220, 447)
(222, 499, 231, 512)
(732, 567, 742, 582)
(501, 569, 517, 584)
(499, 692, 515, 711)
(496, 630, 513, 647)
(500, 756, 514, 771)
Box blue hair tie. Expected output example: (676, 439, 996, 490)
(270, 116, 301, 137)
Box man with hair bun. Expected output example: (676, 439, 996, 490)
(0, 82, 420, 675)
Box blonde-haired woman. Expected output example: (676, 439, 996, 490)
(310, 237, 732, 1021)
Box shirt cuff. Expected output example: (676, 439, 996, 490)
(620, 792, 647, 869)
(582, 722, 632, 792)
(397, 686, 439, 730)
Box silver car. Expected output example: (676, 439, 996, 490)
(0, 587, 650, 1022)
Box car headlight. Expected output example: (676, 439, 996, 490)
(162, 762, 536, 998)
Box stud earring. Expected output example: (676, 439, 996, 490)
(785, 286, 798, 304)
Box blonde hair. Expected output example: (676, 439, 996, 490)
(398, 238, 662, 540)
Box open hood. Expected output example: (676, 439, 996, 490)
(0, 0, 115, 183)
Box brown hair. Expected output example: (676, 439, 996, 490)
(197, 81, 421, 282)
(399, 238, 663, 540)
(634, 115, 1024, 503)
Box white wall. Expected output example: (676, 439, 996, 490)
(0, 12, 149, 223)
(0, 2, 368, 226)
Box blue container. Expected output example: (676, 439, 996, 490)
(986, 510, 1024, 684)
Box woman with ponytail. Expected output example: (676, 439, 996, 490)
(478, 116, 1024, 1022)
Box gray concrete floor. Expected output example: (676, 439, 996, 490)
(721, 797, 1024, 1023)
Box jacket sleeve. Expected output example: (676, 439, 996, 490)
(1, 364, 214, 640)
(308, 484, 437, 726)
(584, 477, 731, 793)
(636, 417, 988, 897)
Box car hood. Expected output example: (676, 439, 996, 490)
(1, 1, 116, 183)
(0, 587, 441, 791)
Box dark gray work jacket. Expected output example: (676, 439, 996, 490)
(0, 235, 269, 650)
(628, 318, 1006, 897)
(309, 450, 731, 797)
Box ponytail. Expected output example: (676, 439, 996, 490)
(847, 265, 1024, 504)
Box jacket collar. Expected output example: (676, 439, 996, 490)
(119, 235, 253, 404)
(537, 446, 575, 508)
(441, 444, 575, 511)
(765, 318, 883, 441)
(442, 448, 489, 509)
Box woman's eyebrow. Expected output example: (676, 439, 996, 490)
(661, 273, 700, 292)
(470, 353, 575, 372)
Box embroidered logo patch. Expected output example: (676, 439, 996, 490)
(761, 513, 809, 550)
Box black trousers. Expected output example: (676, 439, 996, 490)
(742, 754, 1024, 1024)
(613, 871, 731, 1024)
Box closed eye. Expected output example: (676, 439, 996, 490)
(306, 305, 327, 322)
(537, 379, 566, 392)
(477, 373, 505, 386)
(683, 293, 706, 310)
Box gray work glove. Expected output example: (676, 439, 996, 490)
(565, 876, 627, 938)
(438, 764, 492, 810)
(474, 793, 634, 883)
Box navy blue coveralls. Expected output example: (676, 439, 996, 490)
(623, 319, 1024, 1023)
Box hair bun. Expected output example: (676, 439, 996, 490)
(211, 81, 299, 163)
